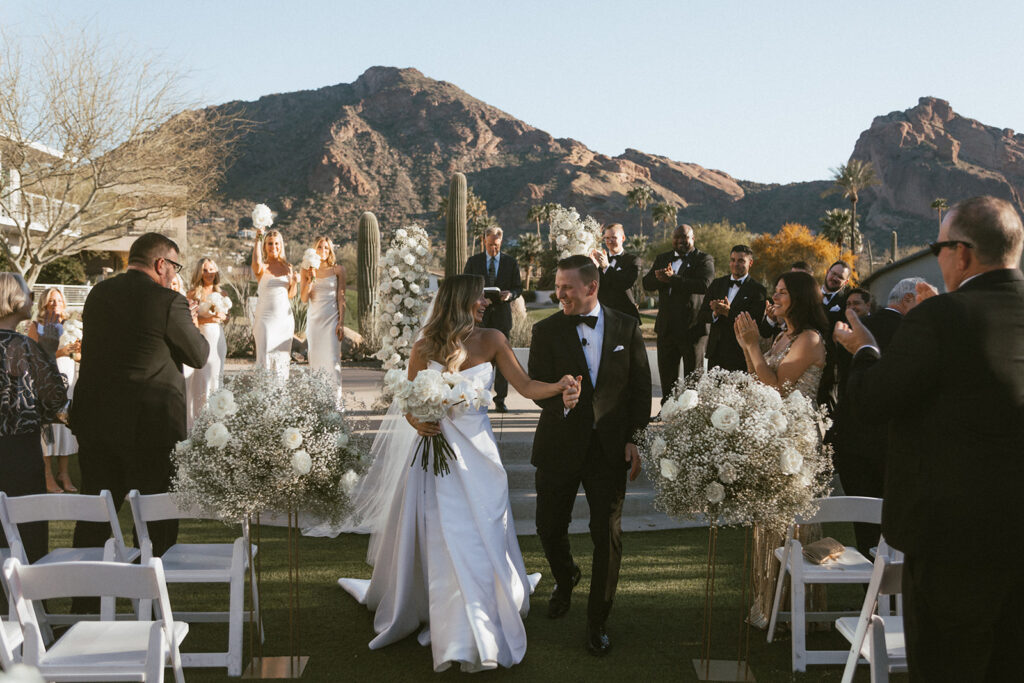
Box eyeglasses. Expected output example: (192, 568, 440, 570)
(928, 240, 973, 256)
(159, 257, 184, 274)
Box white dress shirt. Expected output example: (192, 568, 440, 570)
(603, 248, 625, 273)
(576, 302, 604, 388)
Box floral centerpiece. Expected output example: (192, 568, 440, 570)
(547, 205, 603, 259)
(641, 368, 833, 533)
(171, 368, 366, 523)
(374, 225, 431, 372)
(383, 367, 493, 476)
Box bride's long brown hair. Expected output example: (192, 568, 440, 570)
(419, 274, 484, 373)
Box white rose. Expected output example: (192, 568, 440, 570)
(335, 431, 350, 448)
(383, 369, 405, 390)
(392, 280, 405, 292)
(404, 296, 415, 308)
(340, 469, 359, 495)
(393, 312, 404, 324)
(706, 481, 726, 503)
(174, 439, 191, 454)
(416, 246, 427, 256)
(555, 234, 568, 246)
(710, 406, 740, 432)
(403, 253, 416, 266)
(392, 294, 402, 305)
(780, 447, 803, 475)
(574, 229, 586, 242)
(281, 427, 303, 450)
(291, 450, 312, 476)
(677, 389, 699, 411)
(385, 303, 397, 314)
(718, 462, 738, 484)
(659, 398, 680, 421)
(252, 203, 273, 229)
(787, 390, 805, 406)
(389, 266, 400, 278)
(409, 283, 421, 294)
(380, 312, 392, 324)
(660, 458, 680, 480)
(208, 390, 238, 418)
(798, 464, 814, 488)
(389, 326, 401, 338)
(767, 410, 788, 433)
(395, 228, 408, 240)
(650, 436, 667, 458)
(205, 422, 230, 449)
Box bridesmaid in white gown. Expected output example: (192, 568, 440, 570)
(251, 228, 297, 381)
(187, 258, 229, 420)
(339, 274, 578, 673)
(300, 236, 346, 400)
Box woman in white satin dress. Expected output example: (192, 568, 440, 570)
(251, 228, 297, 381)
(339, 274, 577, 673)
(187, 258, 229, 419)
(299, 236, 346, 400)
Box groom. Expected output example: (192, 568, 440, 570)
(528, 254, 652, 655)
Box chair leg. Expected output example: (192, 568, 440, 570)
(767, 560, 788, 642)
(228, 575, 243, 676)
(868, 615, 888, 683)
(251, 573, 264, 644)
(790, 578, 807, 672)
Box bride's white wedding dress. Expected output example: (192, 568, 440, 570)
(339, 361, 540, 673)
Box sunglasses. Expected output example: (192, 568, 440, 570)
(928, 240, 973, 256)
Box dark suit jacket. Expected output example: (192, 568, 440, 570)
(865, 307, 902, 351)
(597, 251, 641, 321)
(822, 288, 849, 327)
(699, 275, 767, 372)
(846, 269, 1024, 555)
(642, 248, 714, 340)
(70, 270, 209, 449)
(528, 307, 651, 473)
(464, 251, 522, 333)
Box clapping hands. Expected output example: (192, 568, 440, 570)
(733, 311, 760, 348)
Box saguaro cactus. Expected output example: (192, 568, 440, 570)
(357, 211, 380, 333)
(445, 172, 467, 276)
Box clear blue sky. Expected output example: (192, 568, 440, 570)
(4, 1, 1021, 184)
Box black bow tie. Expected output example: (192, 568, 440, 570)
(674, 251, 685, 260)
(572, 315, 598, 329)
(730, 279, 743, 287)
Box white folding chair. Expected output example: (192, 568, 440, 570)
(128, 490, 260, 676)
(1, 614, 22, 669)
(3, 557, 188, 683)
(767, 496, 884, 672)
(836, 553, 907, 682)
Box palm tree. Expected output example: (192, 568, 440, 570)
(819, 208, 862, 252)
(526, 205, 545, 238)
(625, 185, 654, 237)
(437, 186, 487, 224)
(469, 213, 498, 253)
(651, 203, 677, 240)
(824, 159, 878, 254)
(931, 197, 949, 227)
(625, 233, 649, 256)
(516, 233, 544, 289)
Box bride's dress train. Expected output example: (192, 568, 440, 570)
(339, 362, 540, 672)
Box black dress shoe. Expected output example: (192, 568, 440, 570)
(586, 622, 612, 656)
(493, 402, 508, 413)
(546, 564, 582, 619)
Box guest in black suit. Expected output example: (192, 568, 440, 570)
(835, 196, 1024, 680)
(642, 224, 714, 403)
(816, 260, 852, 412)
(529, 255, 651, 656)
(464, 226, 522, 412)
(591, 223, 641, 322)
(700, 244, 767, 372)
(866, 278, 926, 351)
(70, 233, 209, 558)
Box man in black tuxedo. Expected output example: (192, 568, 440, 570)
(529, 255, 651, 656)
(70, 233, 209, 557)
(591, 223, 641, 322)
(835, 196, 1024, 680)
(700, 244, 767, 372)
(464, 226, 522, 412)
(642, 224, 714, 403)
(816, 260, 852, 412)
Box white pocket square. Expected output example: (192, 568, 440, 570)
(613, 345, 625, 352)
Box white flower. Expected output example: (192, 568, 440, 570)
(395, 228, 408, 239)
(660, 458, 680, 480)
(174, 439, 191, 454)
(208, 390, 238, 418)
(403, 296, 415, 308)
(389, 326, 401, 338)
(677, 389, 699, 411)
(659, 398, 680, 421)
(717, 463, 738, 484)
(205, 422, 230, 449)
(340, 469, 359, 495)
(705, 481, 726, 503)
(392, 294, 402, 305)
(574, 229, 586, 242)
(780, 447, 803, 475)
(280, 427, 303, 450)
(336, 432, 350, 448)
(555, 234, 568, 246)
(409, 283, 421, 294)
(252, 203, 273, 229)
(392, 280, 405, 292)
(389, 266, 400, 278)
(710, 405, 740, 432)
(385, 303, 397, 314)
(380, 312, 392, 324)
(798, 464, 814, 488)
(787, 390, 805, 406)
(767, 410, 788, 433)
(403, 253, 416, 266)
(291, 450, 312, 476)
(416, 246, 427, 256)
(650, 436, 667, 458)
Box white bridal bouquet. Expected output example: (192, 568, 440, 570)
(58, 317, 83, 348)
(640, 368, 833, 533)
(384, 367, 494, 476)
(374, 225, 431, 372)
(198, 292, 233, 318)
(252, 203, 274, 230)
(300, 248, 321, 271)
(547, 205, 603, 260)
(172, 368, 366, 523)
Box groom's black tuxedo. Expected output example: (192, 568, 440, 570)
(528, 305, 651, 624)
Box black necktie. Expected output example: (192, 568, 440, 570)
(572, 315, 598, 328)
(487, 257, 496, 286)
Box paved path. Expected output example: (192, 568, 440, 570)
(224, 359, 701, 535)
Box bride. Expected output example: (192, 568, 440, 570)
(339, 274, 576, 673)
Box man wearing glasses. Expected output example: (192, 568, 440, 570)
(834, 196, 1024, 680)
(70, 233, 209, 571)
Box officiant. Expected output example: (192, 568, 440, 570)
(464, 226, 522, 412)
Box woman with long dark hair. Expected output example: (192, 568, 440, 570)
(340, 274, 577, 673)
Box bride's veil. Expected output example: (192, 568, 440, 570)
(303, 295, 436, 566)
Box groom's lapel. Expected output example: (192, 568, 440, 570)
(595, 309, 619, 390)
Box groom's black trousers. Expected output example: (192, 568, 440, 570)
(535, 429, 626, 624)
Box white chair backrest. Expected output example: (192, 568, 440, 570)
(128, 490, 208, 524)
(796, 496, 883, 526)
(0, 491, 128, 563)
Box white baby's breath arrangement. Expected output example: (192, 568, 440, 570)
(640, 368, 833, 533)
(547, 205, 603, 259)
(171, 368, 366, 523)
(374, 225, 431, 371)
(300, 248, 321, 271)
(252, 203, 274, 230)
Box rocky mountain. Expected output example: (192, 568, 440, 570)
(197, 70, 1022, 252)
